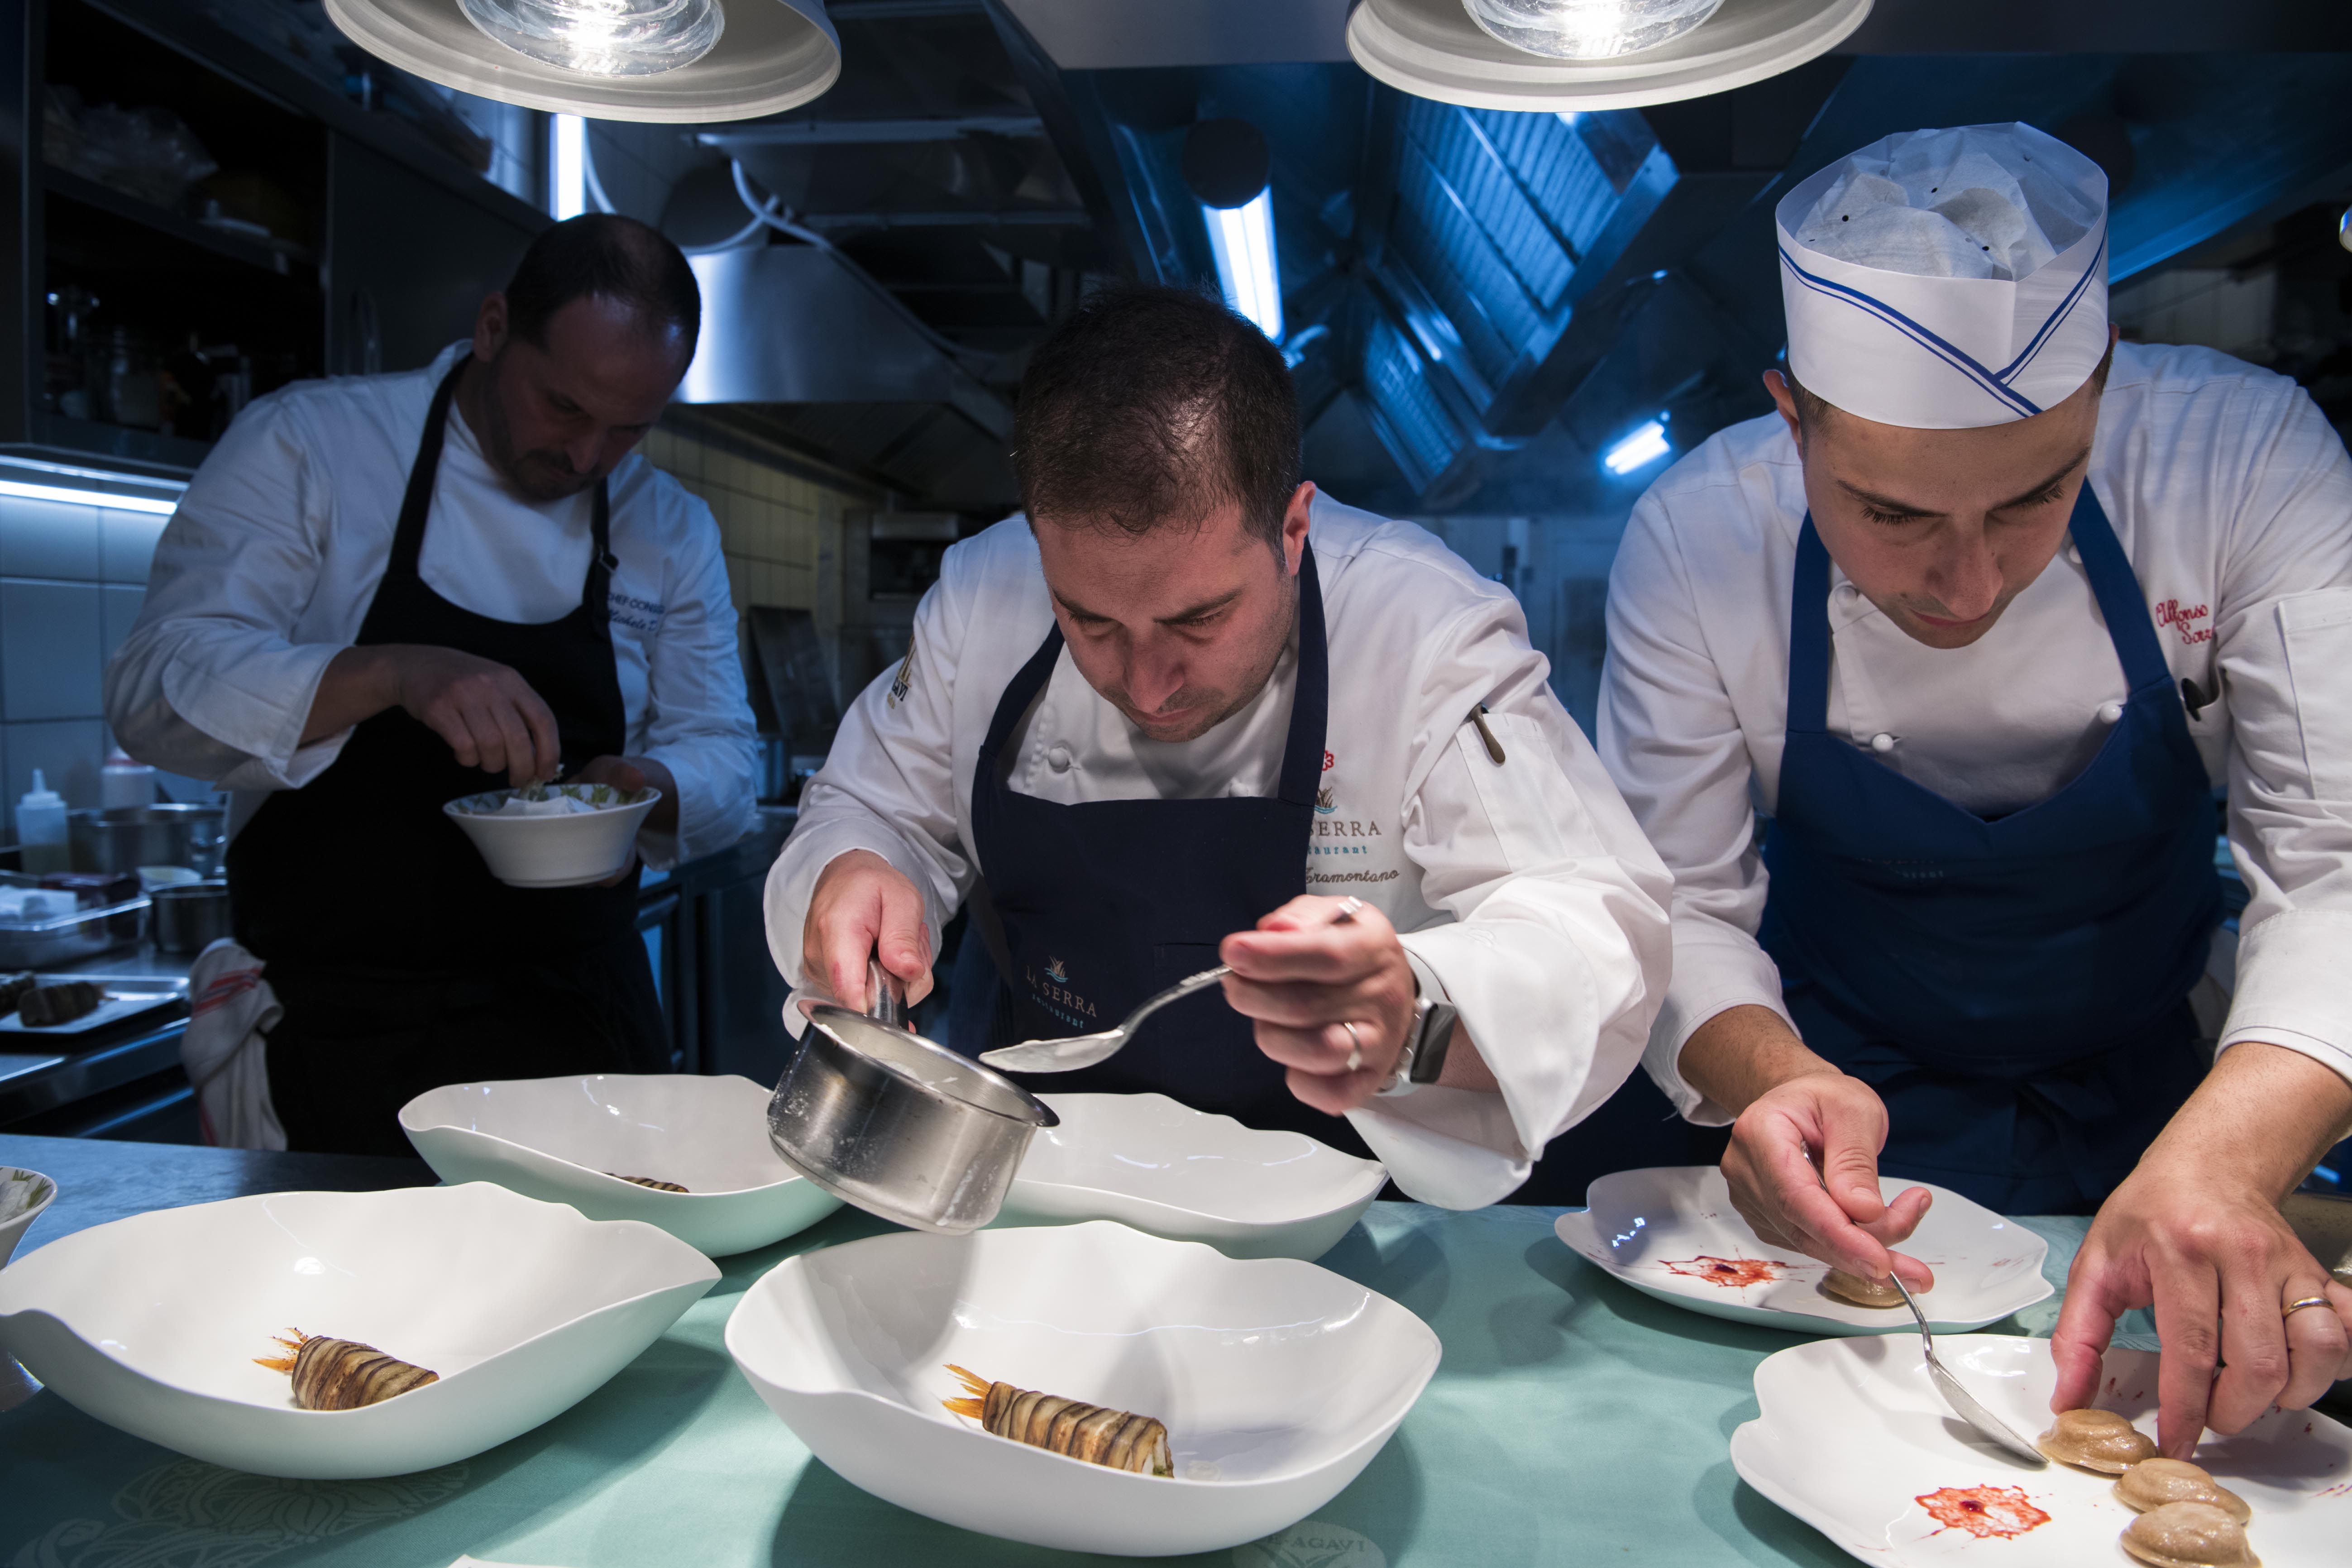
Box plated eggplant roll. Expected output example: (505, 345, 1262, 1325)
(942, 1364, 1173, 1477)
(255, 1330, 438, 1410)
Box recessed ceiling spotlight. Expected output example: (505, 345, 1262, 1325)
(324, 0, 838, 123)
(1349, 0, 1873, 113)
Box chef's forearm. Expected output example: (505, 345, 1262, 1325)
(301, 645, 402, 745)
(1676, 1003, 1843, 1118)
(2141, 1040, 2352, 1200)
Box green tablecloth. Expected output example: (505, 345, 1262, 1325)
(0, 1203, 2127, 1568)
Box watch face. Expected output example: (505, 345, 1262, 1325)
(1410, 1002, 1459, 1085)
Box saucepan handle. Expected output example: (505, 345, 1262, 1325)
(867, 956, 907, 1031)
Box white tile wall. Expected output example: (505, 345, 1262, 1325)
(0, 492, 167, 838)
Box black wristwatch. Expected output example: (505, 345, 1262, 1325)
(1376, 995, 1459, 1098)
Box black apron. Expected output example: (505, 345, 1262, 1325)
(961, 544, 1367, 1154)
(229, 360, 667, 1156)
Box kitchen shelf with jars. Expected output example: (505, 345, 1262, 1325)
(0, 0, 551, 479)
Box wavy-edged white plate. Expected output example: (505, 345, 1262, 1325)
(399, 1074, 840, 1257)
(1554, 1165, 2051, 1334)
(1731, 1334, 2352, 1564)
(0, 1182, 717, 1478)
(0, 1165, 55, 1267)
(993, 1093, 1385, 1262)
(726, 1219, 1440, 1557)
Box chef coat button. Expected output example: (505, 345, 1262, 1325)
(1046, 744, 1072, 773)
(2098, 701, 2124, 725)
(1869, 732, 1896, 754)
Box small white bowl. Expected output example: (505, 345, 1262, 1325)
(0, 1182, 717, 1478)
(1554, 1165, 2051, 1335)
(996, 1093, 1386, 1261)
(725, 1219, 1440, 1557)
(399, 1074, 841, 1256)
(0, 1167, 56, 1267)
(442, 784, 660, 888)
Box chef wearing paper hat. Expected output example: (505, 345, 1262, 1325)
(1601, 124, 2352, 1452)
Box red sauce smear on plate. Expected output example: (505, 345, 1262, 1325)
(1660, 1254, 1786, 1288)
(1915, 1485, 2051, 1539)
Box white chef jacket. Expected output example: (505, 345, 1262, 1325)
(1600, 341, 2352, 1123)
(104, 343, 759, 869)
(764, 491, 1675, 1208)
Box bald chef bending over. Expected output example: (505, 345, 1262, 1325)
(108, 215, 757, 1154)
(766, 286, 1672, 1206)
(1601, 124, 2352, 1453)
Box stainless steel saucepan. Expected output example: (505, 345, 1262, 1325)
(765, 961, 1058, 1233)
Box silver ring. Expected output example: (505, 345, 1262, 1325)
(2285, 1295, 2333, 1319)
(1340, 1020, 1364, 1072)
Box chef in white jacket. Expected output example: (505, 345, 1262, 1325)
(767, 285, 1673, 1208)
(1601, 124, 2352, 1453)
(106, 215, 758, 1155)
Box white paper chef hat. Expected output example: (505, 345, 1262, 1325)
(1775, 123, 2109, 430)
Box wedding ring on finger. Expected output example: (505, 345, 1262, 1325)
(1340, 1019, 1364, 1072)
(2284, 1295, 2334, 1319)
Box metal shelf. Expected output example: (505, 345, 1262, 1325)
(43, 164, 316, 278)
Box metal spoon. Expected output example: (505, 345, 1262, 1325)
(980, 900, 1368, 1075)
(1890, 1273, 2047, 1466)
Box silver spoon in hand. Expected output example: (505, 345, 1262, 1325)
(1890, 1273, 2046, 1466)
(979, 899, 1364, 1075)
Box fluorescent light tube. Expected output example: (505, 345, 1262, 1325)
(0, 478, 180, 516)
(1203, 189, 1283, 343)
(1602, 418, 1670, 476)
(551, 113, 588, 220)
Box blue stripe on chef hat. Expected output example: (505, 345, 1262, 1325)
(1774, 124, 2111, 430)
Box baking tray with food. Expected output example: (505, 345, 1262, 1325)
(0, 972, 186, 1036)
(0, 873, 148, 970)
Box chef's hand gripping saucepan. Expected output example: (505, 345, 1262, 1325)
(766, 960, 1059, 1233)
(980, 900, 1364, 1076)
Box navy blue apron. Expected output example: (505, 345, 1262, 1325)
(229, 359, 668, 1157)
(961, 543, 1367, 1153)
(1759, 482, 2219, 1214)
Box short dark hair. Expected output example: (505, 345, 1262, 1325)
(1013, 285, 1299, 546)
(504, 213, 701, 351)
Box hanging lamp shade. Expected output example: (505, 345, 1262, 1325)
(1346, 0, 1872, 112)
(324, 0, 841, 124)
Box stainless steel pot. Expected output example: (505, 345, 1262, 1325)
(766, 1004, 1059, 1233)
(68, 805, 226, 877)
(150, 881, 231, 954)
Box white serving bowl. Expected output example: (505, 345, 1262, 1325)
(1554, 1165, 2051, 1335)
(726, 1220, 1439, 1557)
(0, 1182, 717, 1478)
(1731, 1334, 2352, 1565)
(400, 1074, 841, 1256)
(995, 1093, 1385, 1262)
(442, 784, 660, 888)
(0, 1166, 56, 1267)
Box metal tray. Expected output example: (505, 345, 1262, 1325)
(0, 983, 185, 1037)
(0, 898, 148, 970)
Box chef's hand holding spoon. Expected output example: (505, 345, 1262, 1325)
(803, 850, 935, 1013)
(1220, 894, 1493, 1114)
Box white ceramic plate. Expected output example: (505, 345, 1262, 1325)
(0, 1166, 56, 1267)
(0, 1182, 717, 1478)
(399, 1075, 840, 1257)
(1554, 1165, 2051, 1335)
(1731, 1334, 2352, 1565)
(993, 1093, 1386, 1262)
(726, 1220, 1440, 1557)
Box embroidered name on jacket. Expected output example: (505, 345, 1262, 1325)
(609, 592, 665, 632)
(2153, 598, 2211, 645)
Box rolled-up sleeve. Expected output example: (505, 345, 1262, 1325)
(2210, 390, 2352, 1087)
(1358, 599, 1677, 1208)
(763, 559, 974, 997)
(1598, 492, 1790, 1124)
(634, 492, 759, 868)
(103, 396, 355, 790)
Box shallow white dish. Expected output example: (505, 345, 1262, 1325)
(994, 1093, 1385, 1262)
(0, 1166, 56, 1267)
(1731, 1334, 2352, 1564)
(0, 1182, 717, 1478)
(1554, 1165, 2051, 1335)
(726, 1219, 1440, 1557)
(400, 1074, 840, 1257)
(442, 784, 659, 888)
